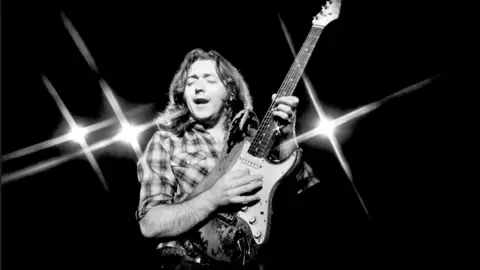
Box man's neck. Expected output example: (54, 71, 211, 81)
(203, 114, 227, 144)
(207, 126, 225, 144)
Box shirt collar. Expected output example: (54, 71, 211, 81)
(185, 116, 208, 133)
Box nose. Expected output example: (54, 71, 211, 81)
(195, 80, 206, 94)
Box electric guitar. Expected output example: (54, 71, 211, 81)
(184, 1, 342, 266)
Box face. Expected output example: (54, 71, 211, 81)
(184, 60, 228, 127)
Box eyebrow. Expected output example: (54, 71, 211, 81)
(187, 73, 217, 79)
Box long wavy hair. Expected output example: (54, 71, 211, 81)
(155, 48, 253, 135)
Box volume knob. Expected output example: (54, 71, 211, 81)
(254, 231, 262, 238)
(248, 216, 256, 224)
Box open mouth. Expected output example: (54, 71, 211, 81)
(194, 97, 210, 104)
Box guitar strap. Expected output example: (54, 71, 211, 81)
(225, 109, 259, 154)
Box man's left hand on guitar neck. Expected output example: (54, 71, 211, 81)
(271, 94, 300, 160)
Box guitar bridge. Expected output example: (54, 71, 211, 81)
(217, 212, 237, 225)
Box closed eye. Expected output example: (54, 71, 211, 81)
(205, 76, 217, 83)
(186, 79, 196, 86)
(186, 74, 218, 86)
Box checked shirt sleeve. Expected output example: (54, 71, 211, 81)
(135, 130, 178, 221)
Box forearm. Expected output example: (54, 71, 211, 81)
(277, 137, 299, 160)
(139, 191, 216, 239)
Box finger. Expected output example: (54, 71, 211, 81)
(272, 110, 290, 122)
(271, 93, 277, 102)
(274, 103, 294, 116)
(228, 169, 250, 179)
(273, 96, 299, 108)
(230, 194, 261, 204)
(231, 174, 263, 189)
(229, 179, 263, 196)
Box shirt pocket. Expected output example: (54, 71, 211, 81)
(170, 151, 207, 170)
(170, 151, 208, 201)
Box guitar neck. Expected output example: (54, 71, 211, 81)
(248, 25, 325, 158)
(277, 26, 324, 97)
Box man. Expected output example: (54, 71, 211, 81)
(136, 48, 320, 269)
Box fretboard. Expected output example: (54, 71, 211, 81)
(247, 25, 324, 157)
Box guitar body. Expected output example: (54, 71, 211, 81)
(187, 137, 303, 265)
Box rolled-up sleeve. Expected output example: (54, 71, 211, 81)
(135, 130, 178, 221)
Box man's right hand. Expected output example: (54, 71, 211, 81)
(207, 169, 263, 208)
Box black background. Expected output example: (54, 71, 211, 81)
(2, 0, 469, 269)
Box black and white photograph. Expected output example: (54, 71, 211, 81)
(1, 1, 468, 269)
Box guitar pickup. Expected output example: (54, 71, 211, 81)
(239, 156, 262, 169)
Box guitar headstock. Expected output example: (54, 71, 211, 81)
(312, 0, 342, 27)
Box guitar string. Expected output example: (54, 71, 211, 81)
(248, 26, 323, 156)
(248, 26, 318, 155)
(230, 27, 322, 220)
(248, 27, 319, 157)
(249, 26, 322, 154)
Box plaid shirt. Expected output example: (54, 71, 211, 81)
(136, 117, 320, 254)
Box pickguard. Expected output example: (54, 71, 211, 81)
(187, 140, 303, 265)
(231, 140, 299, 245)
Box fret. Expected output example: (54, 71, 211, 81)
(292, 62, 307, 71)
(308, 38, 318, 46)
(295, 59, 308, 65)
(258, 129, 274, 138)
(299, 52, 312, 62)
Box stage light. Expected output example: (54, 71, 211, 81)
(317, 119, 335, 137)
(69, 125, 88, 143)
(116, 124, 140, 144)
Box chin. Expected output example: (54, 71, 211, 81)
(193, 112, 213, 122)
